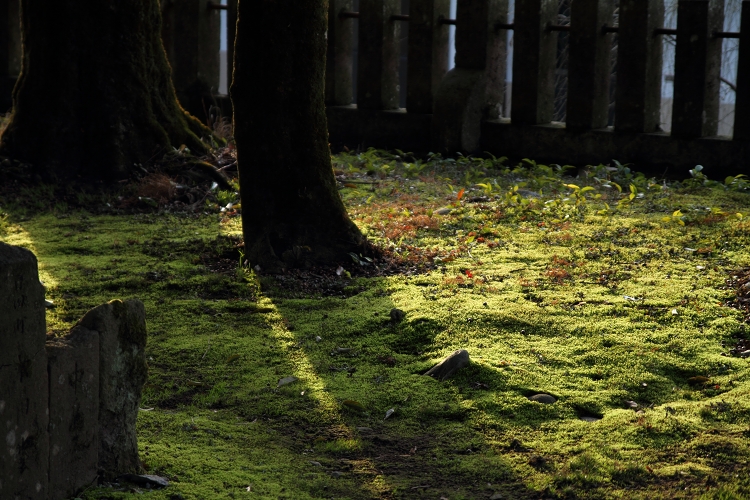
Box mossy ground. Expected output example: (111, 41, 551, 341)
(3, 152, 750, 499)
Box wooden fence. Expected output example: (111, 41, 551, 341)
(2, 0, 750, 176)
(326, 0, 750, 176)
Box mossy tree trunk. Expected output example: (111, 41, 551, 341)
(231, 0, 366, 271)
(0, 0, 209, 180)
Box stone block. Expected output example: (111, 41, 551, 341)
(77, 299, 147, 479)
(46, 327, 99, 500)
(0, 242, 49, 499)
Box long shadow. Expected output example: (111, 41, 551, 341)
(265, 274, 547, 499)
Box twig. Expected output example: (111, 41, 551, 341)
(202, 337, 212, 360)
(721, 76, 737, 92)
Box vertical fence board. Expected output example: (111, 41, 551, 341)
(734, 1, 750, 140)
(615, 0, 664, 133)
(227, 0, 238, 95)
(406, 0, 450, 114)
(326, 0, 354, 106)
(455, 0, 490, 70)
(0, 0, 20, 112)
(357, 0, 400, 110)
(511, 0, 558, 125)
(671, 0, 723, 138)
(487, 0, 510, 121)
(162, 0, 221, 119)
(566, 0, 615, 131)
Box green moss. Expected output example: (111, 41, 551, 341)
(3, 156, 750, 497)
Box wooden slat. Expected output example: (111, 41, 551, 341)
(406, 0, 450, 114)
(615, 0, 664, 133)
(357, 0, 401, 110)
(734, 0, 750, 140)
(325, 0, 354, 106)
(227, 0, 238, 94)
(511, 0, 558, 125)
(0, 0, 21, 112)
(566, 0, 615, 131)
(671, 0, 723, 138)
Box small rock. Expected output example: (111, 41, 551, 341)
(625, 400, 639, 409)
(389, 308, 406, 323)
(309, 461, 322, 467)
(435, 207, 452, 215)
(330, 471, 343, 478)
(528, 394, 556, 404)
(424, 349, 470, 381)
(490, 493, 504, 500)
(740, 349, 750, 358)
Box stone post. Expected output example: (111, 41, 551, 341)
(615, 0, 664, 133)
(432, 0, 509, 152)
(0, 0, 21, 112)
(46, 328, 99, 500)
(161, 0, 221, 120)
(406, 0, 451, 114)
(734, 1, 750, 141)
(566, 0, 615, 131)
(511, 0, 558, 125)
(76, 300, 148, 479)
(357, 0, 401, 110)
(0, 242, 48, 499)
(671, 0, 723, 138)
(227, 0, 238, 96)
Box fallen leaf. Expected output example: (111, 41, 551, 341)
(384, 408, 395, 420)
(277, 376, 298, 387)
(226, 354, 240, 364)
(342, 400, 366, 413)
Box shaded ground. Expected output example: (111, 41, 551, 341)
(3, 151, 750, 499)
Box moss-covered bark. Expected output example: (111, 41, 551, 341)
(0, 0, 210, 180)
(231, 0, 366, 271)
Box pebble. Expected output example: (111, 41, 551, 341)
(528, 394, 556, 404)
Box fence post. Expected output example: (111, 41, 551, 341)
(615, 0, 664, 133)
(161, 0, 221, 120)
(432, 0, 509, 152)
(357, 0, 401, 110)
(227, 0, 238, 96)
(734, 1, 750, 141)
(511, 0, 557, 125)
(406, 0, 450, 114)
(566, 0, 615, 131)
(0, 0, 21, 113)
(0, 243, 49, 499)
(671, 0, 723, 138)
(326, 0, 354, 106)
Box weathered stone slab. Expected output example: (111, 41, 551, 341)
(0, 242, 49, 499)
(46, 326, 99, 500)
(77, 299, 148, 479)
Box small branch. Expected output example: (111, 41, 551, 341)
(721, 76, 737, 92)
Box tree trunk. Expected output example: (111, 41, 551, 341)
(231, 0, 366, 271)
(0, 0, 210, 180)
